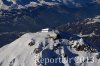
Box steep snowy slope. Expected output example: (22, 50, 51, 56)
(0, 0, 9, 9)
(0, 30, 100, 66)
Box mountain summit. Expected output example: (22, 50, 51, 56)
(0, 29, 100, 66)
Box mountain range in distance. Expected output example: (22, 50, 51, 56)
(0, 0, 100, 9)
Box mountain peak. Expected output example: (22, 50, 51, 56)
(0, 29, 100, 66)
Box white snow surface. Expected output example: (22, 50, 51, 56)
(0, 31, 100, 66)
(86, 16, 100, 24)
(0, 0, 9, 9)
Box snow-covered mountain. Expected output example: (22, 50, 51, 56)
(6, 0, 100, 6)
(0, 0, 100, 9)
(0, 29, 100, 66)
